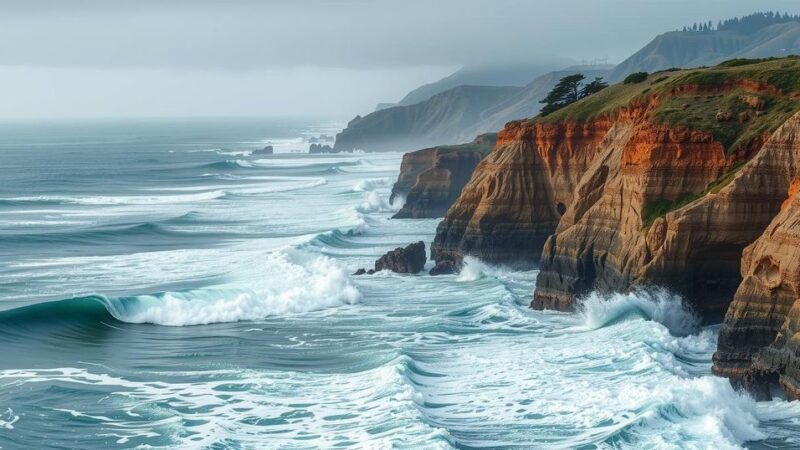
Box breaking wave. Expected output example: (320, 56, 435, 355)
(0, 252, 360, 327)
(578, 288, 701, 336)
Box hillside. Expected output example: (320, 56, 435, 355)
(335, 66, 610, 152)
(608, 20, 800, 81)
(333, 85, 521, 152)
(459, 66, 612, 138)
(395, 60, 565, 107)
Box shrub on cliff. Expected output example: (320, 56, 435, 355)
(623, 72, 649, 84)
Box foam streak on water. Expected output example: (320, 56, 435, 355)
(1, 118, 799, 449)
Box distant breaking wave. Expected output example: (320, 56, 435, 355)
(0, 179, 326, 206)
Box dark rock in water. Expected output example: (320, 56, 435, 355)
(375, 241, 426, 274)
(429, 259, 461, 276)
(355, 241, 427, 275)
(253, 145, 274, 155)
(309, 144, 336, 154)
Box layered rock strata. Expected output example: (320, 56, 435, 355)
(713, 173, 800, 399)
(534, 109, 800, 318)
(430, 118, 612, 268)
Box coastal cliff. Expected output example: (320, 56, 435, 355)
(430, 118, 611, 268)
(428, 56, 800, 397)
(391, 134, 496, 219)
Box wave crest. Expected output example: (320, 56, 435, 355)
(356, 191, 402, 214)
(578, 288, 700, 336)
(105, 252, 360, 326)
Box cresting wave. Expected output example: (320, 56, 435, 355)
(0, 251, 360, 327)
(578, 288, 701, 337)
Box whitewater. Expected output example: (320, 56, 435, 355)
(1, 118, 799, 449)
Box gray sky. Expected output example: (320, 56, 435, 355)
(0, 0, 796, 119)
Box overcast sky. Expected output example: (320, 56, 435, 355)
(0, 0, 796, 119)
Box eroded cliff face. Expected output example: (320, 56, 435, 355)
(713, 169, 800, 399)
(534, 109, 800, 318)
(429, 119, 612, 267)
(391, 134, 495, 219)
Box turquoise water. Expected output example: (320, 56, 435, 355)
(0, 118, 799, 449)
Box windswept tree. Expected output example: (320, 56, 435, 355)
(539, 74, 608, 116)
(580, 77, 609, 98)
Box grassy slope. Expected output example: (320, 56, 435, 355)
(428, 133, 497, 155)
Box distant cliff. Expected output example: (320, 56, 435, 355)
(391, 133, 496, 219)
(428, 56, 800, 399)
(333, 86, 521, 152)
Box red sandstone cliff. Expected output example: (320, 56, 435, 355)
(430, 119, 611, 267)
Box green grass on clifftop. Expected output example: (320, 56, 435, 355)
(432, 133, 497, 155)
(534, 56, 800, 155)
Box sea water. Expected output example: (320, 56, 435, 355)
(0, 118, 799, 449)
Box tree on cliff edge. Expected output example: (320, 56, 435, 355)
(539, 74, 608, 116)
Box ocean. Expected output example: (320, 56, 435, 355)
(0, 117, 798, 449)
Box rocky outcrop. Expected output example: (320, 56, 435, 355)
(354, 241, 427, 275)
(253, 145, 273, 155)
(391, 134, 496, 219)
(713, 173, 800, 399)
(430, 118, 612, 268)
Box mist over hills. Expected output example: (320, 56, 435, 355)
(334, 85, 522, 153)
(393, 60, 569, 107)
(335, 12, 800, 152)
